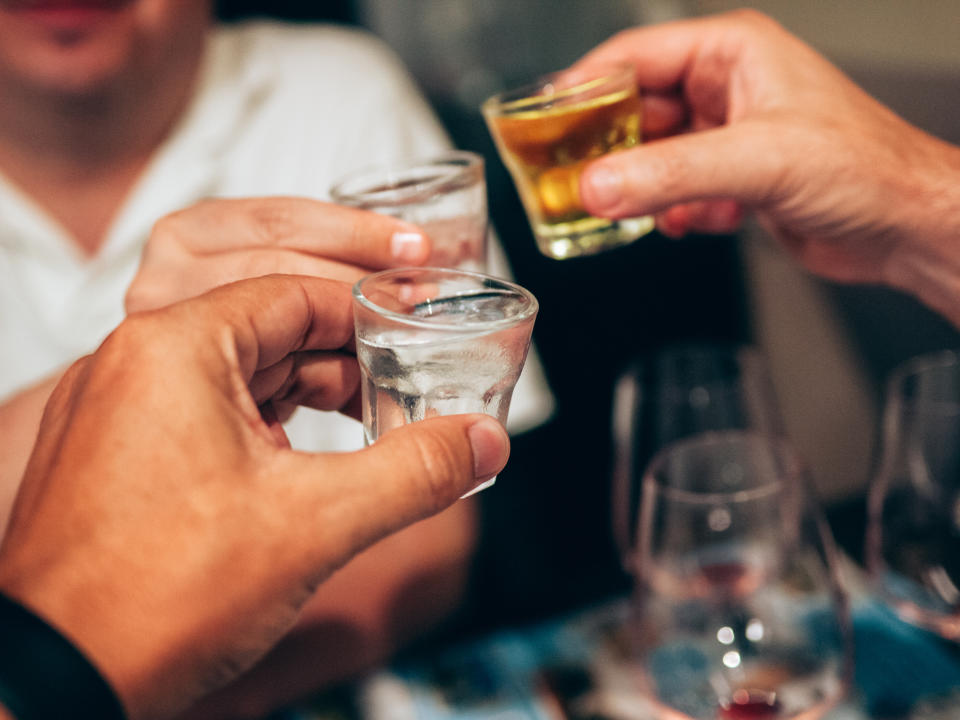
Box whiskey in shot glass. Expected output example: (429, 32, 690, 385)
(483, 65, 654, 259)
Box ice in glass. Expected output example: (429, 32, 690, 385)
(353, 268, 538, 493)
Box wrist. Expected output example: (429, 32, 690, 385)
(0, 591, 127, 720)
(883, 133, 960, 326)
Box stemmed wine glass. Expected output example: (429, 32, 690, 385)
(611, 344, 786, 573)
(630, 431, 852, 720)
(867, 350, 960, 639)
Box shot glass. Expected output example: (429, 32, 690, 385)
(331, 151, 489, 272)
(483, 64, 655, 260)
(353, 268, 538, 494)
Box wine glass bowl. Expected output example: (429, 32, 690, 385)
(611, 344, 786, 572)
(867, 350, 960, 639)
(631, 431, 852, 720)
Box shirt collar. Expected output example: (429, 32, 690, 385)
(0, 24, 276, 264)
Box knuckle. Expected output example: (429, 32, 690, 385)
(122, 285, 143, 314)
(124, 274, 172, 313)
(148, 206, 190, 246)
(94, 314, 189, 393)
(247, 199, 298, 246)
(727, 7, 779, 31)
(144, 205, 201, 260)
(101, 315, 156, 359)
(147, 214, 173, 244)
(610, 26, 641, 48)
(123, 278, 151, 313)
(51, 357, 89, 402)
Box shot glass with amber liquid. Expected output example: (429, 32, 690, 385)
(483, 64, 655, 260)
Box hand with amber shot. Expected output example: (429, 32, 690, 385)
(576, 10, 960, 328)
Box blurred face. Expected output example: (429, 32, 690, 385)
(0, 0, 212, 97)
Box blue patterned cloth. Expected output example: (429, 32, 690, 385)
(280, 597, 960, 720)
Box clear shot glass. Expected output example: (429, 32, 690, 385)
(331, 151, 489, 272)
(353, 268, 538, 493)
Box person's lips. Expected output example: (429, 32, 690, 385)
(0, 1, 131, 8)
(0, 0, 133, 33)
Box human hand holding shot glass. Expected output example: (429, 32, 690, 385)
(331, 151, 489, 272)
(483, 64, 655, 259)
(353, 268, 538, 494)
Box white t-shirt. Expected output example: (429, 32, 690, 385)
(0, 21, 553, 451)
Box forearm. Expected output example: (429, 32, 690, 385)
(298, 497, 479, 664)
(883, 134, 960, 328)
(0, 374, 61, 535)
(177, 498, 479, 719)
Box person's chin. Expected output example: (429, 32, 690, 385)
(14, 45, 133, 98)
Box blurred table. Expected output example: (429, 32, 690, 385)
(276, 593, 960, 720)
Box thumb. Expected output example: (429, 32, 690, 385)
(291, 415, 509, 566)
(580, 122, 784, 218)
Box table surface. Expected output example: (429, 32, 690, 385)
(276, 592, 960, 720)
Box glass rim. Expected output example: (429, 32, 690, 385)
(481, 62, 636, 117)
(621, 342, 769, 382)
(642, 430, 801, 506)
(352, 267, 539, 333)
(886, 348, 960, 410)
(329, 150, 484, 208)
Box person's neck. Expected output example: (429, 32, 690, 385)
(0, 52, 203, 257)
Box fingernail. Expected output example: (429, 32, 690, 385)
(467, 416, 509, 480)
(391, 230, 427, 264)
(582, 165, 623, 210)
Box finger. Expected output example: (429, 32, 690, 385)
(127, 248, 371, 313)
(339, 390, 363, 423)
(153, 197, 431, 268)
(272, 352, 361, 413)
(259, 402, 292, 448)
(285, 415, 509, 571)
(165, 275, 356, 381)
(643, 92, 688, 139)
(270, 387, 362, 424)
(655, 206, 690, 239)
(655, 200, 745, 237)
(572, 11, 770, 91)
(249, 357, 297, 403)
(573, 18, 712, 91)
(580, 122, 782, 219)
(686, 200, 744, 233)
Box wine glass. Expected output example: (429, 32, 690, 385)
(867, 350, 960, 639)
(631, 431, 852, 720)
(611, 344, 785, 572)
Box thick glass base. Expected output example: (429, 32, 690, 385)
(534, 214, 655, 260)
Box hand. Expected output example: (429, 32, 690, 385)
(125, 197, 431, 313)
(0, 275, 509, 720)
(577, 11, 960, 318)
(0, 199, 423, 529)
